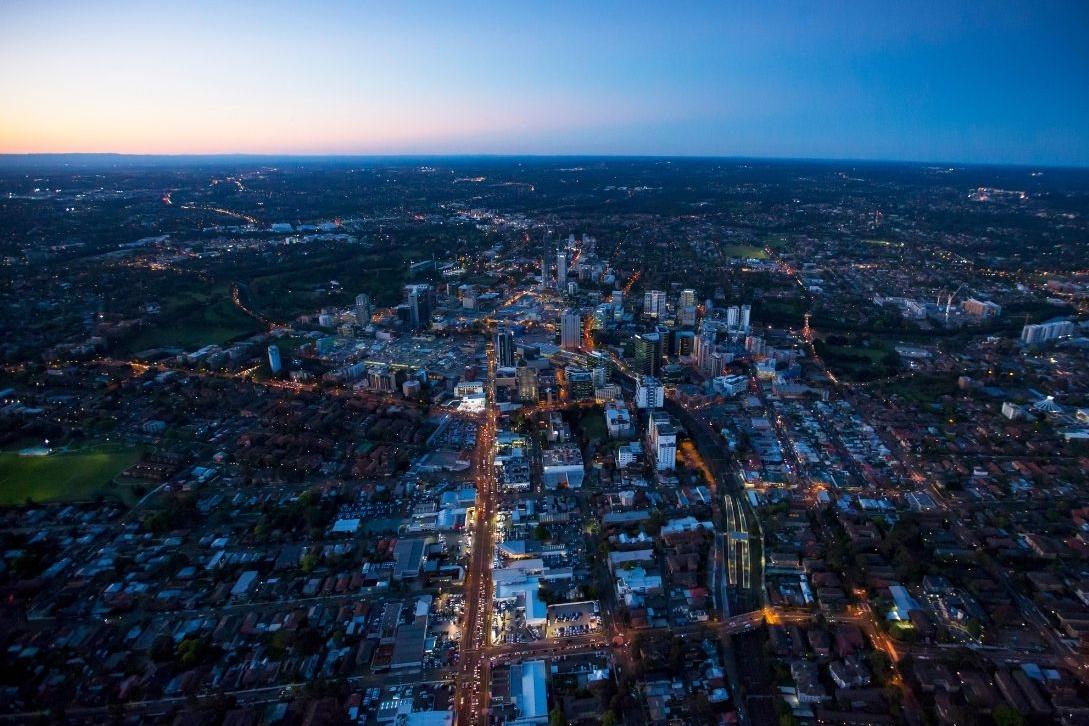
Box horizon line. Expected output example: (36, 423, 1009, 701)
(1, 151, 1087, 172)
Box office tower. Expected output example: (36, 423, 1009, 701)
(633, 331, 661, 376)
(267, 344, 282, 374)
(591, 366, 608, 388)
(567, 368, 594, 401)
(516, 361, 539, 403)
(643, 289, 667, 319)
(540, 255, 550, 287)
(495, 328, 515, 367)
(678, 305, 697, 327)
(726, 305, 740, 329)
(740, 304, 751, 331)
(635, 374, 664, 409)
(404, 284, 432, 330)
(354, 293, 372, 324)
(679, 288, 697, 307)
(560, 308, 581, 350)
(556, 248, 567, 288)
(675, 330, 696, 357)
(696, 331, 717, 373)
(591, 303, 612, 331)
(611, 290, 624, 310)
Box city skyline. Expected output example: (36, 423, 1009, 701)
(2, 1, 1088, 166)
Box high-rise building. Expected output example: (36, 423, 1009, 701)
(696, 331, 716, 372)
(679, 288, 698, 307)
(567, 368, 594, 401)
(516, 361, 539, 403)
(647, 411, 677, 470)
(726, 305, 740, 329)
(633, 332, 661, 375)
(403, 284, 432, 330)
(643, 289, 667, 319)
(540, 255, 551, 287)
(677, 305, 697, 327)
(354, 293, 372, 324)
(267, 344, 282, 374)
(635, 375, 664, 409)
(745, 335, 766, 356)
(740, 304, 751, 331)
(556, 248, 568, 288)
(961, 298, 1002, 318)
(560, 309, 581, 350)
(591, 303, 612, 331)
(1021, 319, 1074, 345)
(495, 328, 515, 368)
(675, 330, 696, 357)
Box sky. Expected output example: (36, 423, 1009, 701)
(1, 1, 1088, 165)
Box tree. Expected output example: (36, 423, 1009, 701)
(549, 707, 567, 726)
(993, 705, 1025, 726)
(600, 711, 617, 726)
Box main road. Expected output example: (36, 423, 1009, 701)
(455, 343, 499, 726)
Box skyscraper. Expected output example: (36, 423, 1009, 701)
(516, 361, 539, 402)
(740, 304, 751, 331)
(643, 290, 667, 319)
(633, 331, 661, 375)
(726, 305, 740, 329)
(560, 309, 581, 350)
(267, 344, 282, 374)
(679, 288, 697, 307)
(495, 328, 515, 367)
(354, 293, 372, 324)
(404, 284, 432, 330)
(556, 248, 567, 288)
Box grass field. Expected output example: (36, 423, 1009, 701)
(0, 446, 141, 505)
(577, 410, 607, 441)
(127, 284, 259, 352)
(721, 244, 768, 259)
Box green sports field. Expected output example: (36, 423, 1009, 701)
(0, 446, 141, 506)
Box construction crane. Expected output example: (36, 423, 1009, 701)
(944, 283, 966, 322)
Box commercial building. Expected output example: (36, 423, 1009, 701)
(633, 332, 661, 376)
(495, 328, 516, 367)
(560, 309, 581, 350)
(542, 444, 585, 488)
(267, 344, 282, 374)
(516, 362, 539, 403)
(643, 289, 667, 319)
(404, 284, 432, 330)
(635, 375, 664, 409)
(354, 293, 372, 323)
(567, 368, 594, 401)
(508, 660, 549, 726)
(711, 374, 747, 397)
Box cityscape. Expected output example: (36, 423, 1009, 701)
(2, 3, 1089, 726)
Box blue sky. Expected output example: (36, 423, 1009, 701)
(1, 1, 1087, 164)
